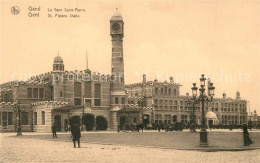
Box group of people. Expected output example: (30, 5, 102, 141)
(52, 124, 81, 148)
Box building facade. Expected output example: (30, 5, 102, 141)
(125, 75, 248, 129)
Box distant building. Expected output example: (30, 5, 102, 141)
(125, 75, 248, 128)
(248, 110, 260, 129)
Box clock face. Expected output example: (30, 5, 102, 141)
(112, 23, 120, 31)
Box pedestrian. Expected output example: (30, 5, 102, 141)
(52, 124, 57, 138)
(243, 123, 253, 146)
(65, 125, 68, 133)
(157, 124, 161, 132)
(136, 122, 140, 132)
(71, 124, 81, 148)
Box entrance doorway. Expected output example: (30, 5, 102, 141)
(83, 114, 94, 131)
(120, 116, 126, 128)
(143, 114, 150, 129)
(96, 116, 107, 130)
(208, 120, 213, 128)
(54, 115, 61, 131)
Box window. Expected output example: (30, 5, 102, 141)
(22, 112, 29, 125)
(42, 111, 45, 125)
(60, 91, 63, 97)
(85, 81, 91, 98)
(33, 88, 38, 98)
(159, 100, 163, 109)
(27, 88, 32, 98)
(173, 115, 177, 122)
(85, 99, 91, 107)
(8, 112, 13, 125)
(3, 93, 11, 102)
(39, 88, 44, 99)
(161, 88, 163, 95)
(174, 100, 178, 105)
(122, 97, 125, 104)
(74, 82, 82, 105)
(2, 112, 7, 127)
(74, 82, 82, 97)
(181, 115, 188, 124)
(94, 99, 101, 106)
(94, 84, 101, 106)
(174, 89, 177, 96)
(0, 112, 1, 125)
(168, 89, 171, 95)
(94, 84, 101, 98)
(74, 98, 82, 105)
(115, 97, 119, 104)
(34, 112, 37, 125)
(154, 99, 158, 109)
(155, 88, 158, 95)
(164, 87, 167, 95)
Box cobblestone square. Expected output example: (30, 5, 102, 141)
(1, 131, 260, 162)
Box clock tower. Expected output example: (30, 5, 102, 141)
(109, 9, 126, 130)
(110, 9, 125, 102)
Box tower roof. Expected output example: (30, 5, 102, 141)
(53, 55, 63, 64)
(110, 8, 123, 21)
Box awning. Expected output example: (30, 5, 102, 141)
(52, 105, 82, 112)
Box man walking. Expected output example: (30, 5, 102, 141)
(52, 124, 57, 138)
(71, 124, 81, 148)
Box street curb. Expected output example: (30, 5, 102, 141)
(84, 141, 260, 152)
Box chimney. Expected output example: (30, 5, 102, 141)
(143, 74, 146, 83)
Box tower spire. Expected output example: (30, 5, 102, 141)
(86, 50, 88, 69)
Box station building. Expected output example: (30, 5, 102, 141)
(0, 10, 248, 132)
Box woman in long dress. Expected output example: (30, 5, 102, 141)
(243, 123, 253, 146)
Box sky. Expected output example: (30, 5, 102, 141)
(1, 0, 260, 113)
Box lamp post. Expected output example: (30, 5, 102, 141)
(191, 74, 215, 146)
(14, 103, 26, 136)
(187, 99, 199, 133)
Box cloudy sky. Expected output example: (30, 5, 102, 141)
(1, 0, 260, 113)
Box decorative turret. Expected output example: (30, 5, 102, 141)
(53, 52, 64, 72)
(236, 91, 241, 100)
(223, 93, 226, 99)
(170, 76, 174, 83)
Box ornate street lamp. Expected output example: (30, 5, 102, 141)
(191, 74, 215, 146)
(187, 86, 200, 133)
(14, 103, 26, 136)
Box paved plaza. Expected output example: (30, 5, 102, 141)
(1, 130, 260, 162)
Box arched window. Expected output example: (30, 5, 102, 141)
(155, 87, 158, 95)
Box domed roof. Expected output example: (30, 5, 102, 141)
(110, 8, 123, 21)
(53, 55, 63, 64)
(205, 111, 218, 119)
